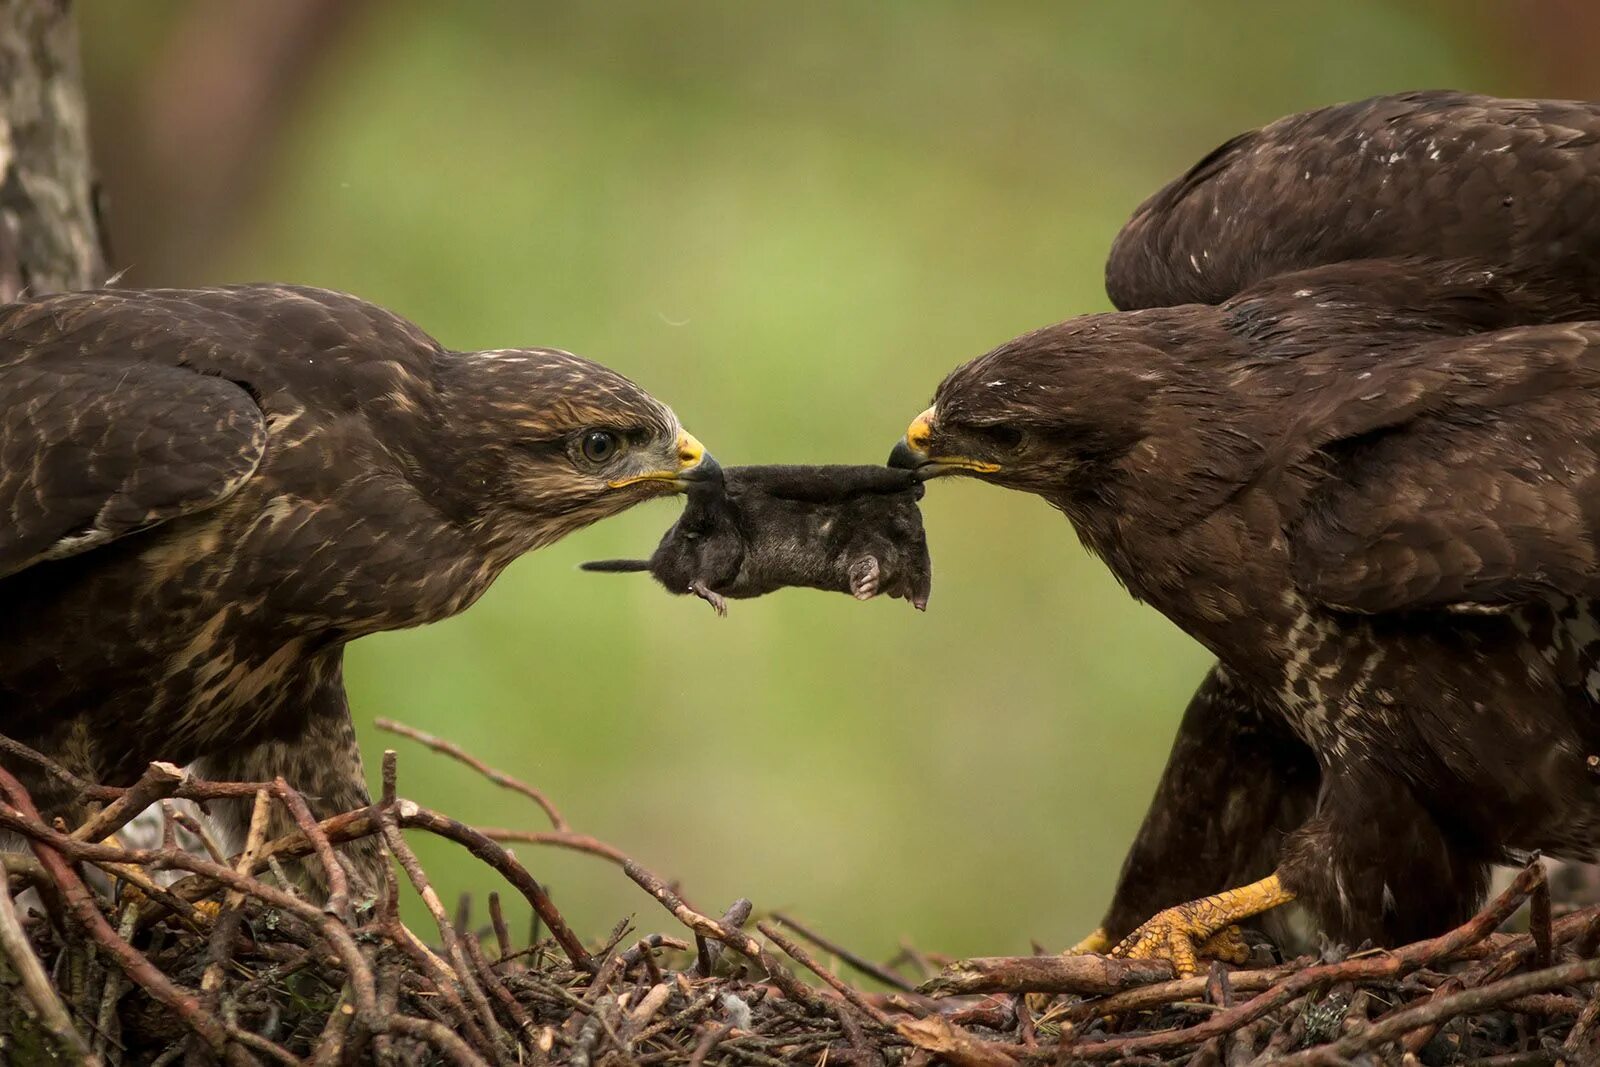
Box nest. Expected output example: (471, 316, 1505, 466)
(1, 723, 1598, 1066)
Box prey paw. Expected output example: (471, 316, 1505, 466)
(689, 580, 728, 616)
(848, 556, 881, 600)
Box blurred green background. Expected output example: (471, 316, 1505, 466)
(73, 1, 1591, 969)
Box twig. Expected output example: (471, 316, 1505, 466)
(759, 920, 891, 1025)
(921, 952, 1175, 997)
(1275, 956, 1600, 1064)
(375, 717, 568, 830)
(1062, 858, 1545, 1060)
(0, 861, 97, 1063)
(624, 858, 826, 1012)
(0, 763, 234, 1057)
(395, 798, 596, 974)
(773, 912, 919, 993)
(276, 778, 352, 924)
(69, 760, 186, 841)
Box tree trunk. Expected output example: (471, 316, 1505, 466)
(0, 0, 104, 301)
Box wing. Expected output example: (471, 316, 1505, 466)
(0, 356, 265, 579)
(1107, 91, 1600, 311)
(1286, 324, 1600, 614)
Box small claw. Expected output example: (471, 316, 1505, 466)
(1197, 924, 1251, 965)
(690, 580, 728, 616)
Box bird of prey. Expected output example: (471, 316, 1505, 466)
(0, 285, 717, 890)
(890, 91, 1600, 974)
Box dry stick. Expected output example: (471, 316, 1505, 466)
(374, 717, 568, 830)
(623, 858, 826, 1012)
(70, 760, 186, 841)
(373, 848, 495, 1056)
(227, 1023, 305, 1066)
(0, 735, 280, 805)
(1275, 956, 1600, 1065)
(1532, 875, 1554, 971)
(153, 797, 599, 973)
(387, 1015, 489, 1067)
(93, 905, 140, 1060)
(759, 920, 892, 1025)
(4, 777, 492, 1067)
(687, 1022, 730, 1067)
(699, 897, 753, 976)
(1565, 982, 1600, 1060)
(1062, 964, 1303, 1024)
(380, 805, 514, 1063)
(0, 764, 236, 1058)
(309, 987, 355, 1067)
(922, 952, 1177, 997)
(464, 930, 540, 1043)
(772, 912, 918, 994)
(895, 1015, 1019, 1067)
(0, 792, 393, 1057)
(167, 802, 229, 863)
(487, 891, 515, 964)
(0, 731, 105, 797)
(198, 788, 272, 1057)
(0, 861, 97, 1063)
(393, 798, 596, 974)
(100, 850, 214, 931)
(1062, 859, 1545, 1060)
(275, 779, 351, 924)
(624, 980, 674, 1038)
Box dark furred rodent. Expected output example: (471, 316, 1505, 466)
(582, 465, 932, 614)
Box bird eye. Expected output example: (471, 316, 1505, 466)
(580, 430, 619, 464)
(974, 424, 1024, 450)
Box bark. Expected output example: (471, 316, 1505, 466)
(0, 0, 104, 300)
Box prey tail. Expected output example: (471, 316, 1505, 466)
(580, 559, 652, 573)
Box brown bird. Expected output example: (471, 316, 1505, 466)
(0, 284, 717, 892)
(891, 91, 1600, 974)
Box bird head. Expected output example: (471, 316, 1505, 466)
(439, 347, 720, 553)
(888, 317, 1165, 502)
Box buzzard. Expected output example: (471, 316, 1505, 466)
(890, 91, 1600, 974)
(0, 285, 717, 889)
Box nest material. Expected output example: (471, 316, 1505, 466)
(1, 723, 1598, 1065)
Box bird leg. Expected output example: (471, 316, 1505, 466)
(689, 579, 727, 616)
(1110, 872, 1292, 976)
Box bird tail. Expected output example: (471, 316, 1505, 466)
(580, 559, 651, 573)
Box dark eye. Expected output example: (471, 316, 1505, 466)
(581, 430, 619, 463)
(974, 424, 1024, 449)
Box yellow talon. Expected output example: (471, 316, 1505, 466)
(1068, 927, 1112, 955)
(1110, 873, 1293, 977)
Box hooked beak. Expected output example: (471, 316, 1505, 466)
(609, 430, 722, 491)
(887, 407, 1000, 478)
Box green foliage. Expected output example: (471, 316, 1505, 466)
(79, 2, 1499, 960)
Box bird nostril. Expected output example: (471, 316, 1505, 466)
(905, 407, 936, 452)
(675, 431, 706, 469)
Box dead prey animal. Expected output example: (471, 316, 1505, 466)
(582, 465, 932, 614)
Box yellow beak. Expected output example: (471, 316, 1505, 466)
(888, 407, 1000, 475)
(608, 430, 721, 490)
